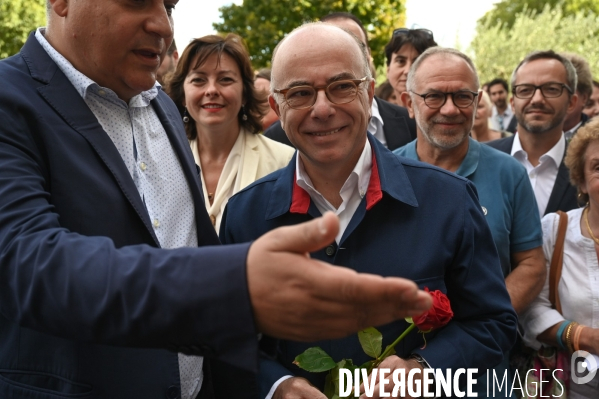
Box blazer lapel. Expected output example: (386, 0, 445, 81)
(152, 93, 220, 245)
(544, 159, 572, 215)
(376, 98, 413, 150)
(238, 133, 260, 190)
(36, 69, 161, 247)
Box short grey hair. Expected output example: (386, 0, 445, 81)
(560, 52, 592, 98)
(510, 50, 577, 96)
(270, 22, 372, 98)
(406, 47, 480, 92)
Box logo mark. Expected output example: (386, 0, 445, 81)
(571, 350, 598, 384)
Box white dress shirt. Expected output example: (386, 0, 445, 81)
(36, 28, 202, 399)
(368, 100, 386, 148)
(297, 139, 372, 244)
(266, 139, 373, 398)
(511, 133, 565, 218)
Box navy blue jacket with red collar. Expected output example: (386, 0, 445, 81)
(220, 134, 517, 396)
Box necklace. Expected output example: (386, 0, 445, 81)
(584, 206, 599, 245)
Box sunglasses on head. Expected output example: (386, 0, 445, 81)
(392, 28, 434, 40)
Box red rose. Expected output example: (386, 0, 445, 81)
(412, 288, 453, 331)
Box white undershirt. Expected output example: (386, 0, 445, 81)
(368, 100, 386, 147)
(266, 139, 372, 398)
(296, 140, 372, 244)
(511, 133, 565, 218)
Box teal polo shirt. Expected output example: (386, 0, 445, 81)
(394, 137, 542, 277)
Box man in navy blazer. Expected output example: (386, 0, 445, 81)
(487, 51, 580, 216)
(220, 23, 517, 398)
(0, 1, 434, 398)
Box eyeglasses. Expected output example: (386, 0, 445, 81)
(273, 77, 369, 110)
(410, 90, 478, 109)
(512, 83, 572, 99)
(392, 28, 434, 40)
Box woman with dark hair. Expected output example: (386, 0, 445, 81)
(385, 28, 437, 107)
(166, 34, 294, 231)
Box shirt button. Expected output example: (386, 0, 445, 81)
(98, 89, 106, 96)
(140, 162, 147, 171)
(325, 245, 336, 257)
(153, 219, 160, 228)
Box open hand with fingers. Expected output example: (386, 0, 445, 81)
(247, 212, 433, 341)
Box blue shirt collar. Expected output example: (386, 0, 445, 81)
(454, 137, 479, 179)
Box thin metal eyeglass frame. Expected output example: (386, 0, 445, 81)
(273, 77, 369, 110)
(409, 90, 479, 109)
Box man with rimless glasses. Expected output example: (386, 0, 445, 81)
(488, 50, 580, 217)
(220, 25, 517, 398)
(394, 47, 544, 398)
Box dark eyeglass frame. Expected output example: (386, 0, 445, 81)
(392, 28, 434, 40)
(273, 77, 369, 110)
(512, 83, 573, 99)
(410, 90, 479, 109)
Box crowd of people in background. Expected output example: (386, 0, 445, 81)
(3, 2, 599, 398)
(157, 12, 599, 398)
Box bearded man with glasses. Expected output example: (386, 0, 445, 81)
(395, 47, 545, 399)
(487, 50, 580, 217)
(220, 25, 517, 399)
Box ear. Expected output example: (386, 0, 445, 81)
(172, 50, 179, 64)
(49, 0, 69, 17)
(567, 92, 579, 115)
(367, 79, 375, 107)
(269, 95, 281, 117)
(401, 92, 415, 119)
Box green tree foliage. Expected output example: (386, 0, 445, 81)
(471, 5, 599, 85)
(214, 0, 406, 70)
(479, 0, 599, 30)
(0, 0, 46, 59)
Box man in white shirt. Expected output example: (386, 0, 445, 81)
(487, 50, 579, 216)
(488, 78, 515, 132)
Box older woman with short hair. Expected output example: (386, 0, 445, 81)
(521, 117, 599, 398)
(166, 34, 294, 232)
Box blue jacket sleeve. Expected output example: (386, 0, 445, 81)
(415, 182, 518, 374)
(0, 105, 259, 371)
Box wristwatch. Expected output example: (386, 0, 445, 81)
(409, 353, 431, 370)
(409, 354, 437, 398)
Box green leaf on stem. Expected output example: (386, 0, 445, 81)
(358, 327, 382, 358)
(383, 344, 396, 358)
(293, 347, 337, 372)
